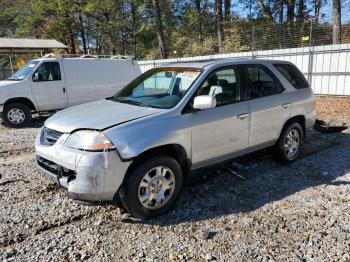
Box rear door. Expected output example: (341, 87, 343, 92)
(190, 66, 250, 168)
(242, 64, 292, 148)
(31, 61, 67, 111)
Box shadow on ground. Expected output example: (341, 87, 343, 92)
(0, 115, 48, 129)
(130, 130, 350, 225)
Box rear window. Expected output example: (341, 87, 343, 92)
(274, 64, 309, 89)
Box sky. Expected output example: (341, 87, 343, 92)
(232, 0, 350, 24)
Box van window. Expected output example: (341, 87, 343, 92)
(8, 60, 39, 81)
(243, 65, 284, 99)
(197, 66, 241, 106)
(34, 62, 61, 81)
(274, 63, 309, 89)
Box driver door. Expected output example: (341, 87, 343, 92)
(31, 61, 68, 111)
(190, 66, 250, 168)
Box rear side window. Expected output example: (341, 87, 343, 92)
(274, 64, 309, 89)
(243, 64, 284, 99)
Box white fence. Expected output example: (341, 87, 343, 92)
(138, 44, 350, 96)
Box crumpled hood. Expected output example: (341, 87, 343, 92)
(45, 99, 164, 133)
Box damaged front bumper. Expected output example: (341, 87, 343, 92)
(35, 134, 132, 201)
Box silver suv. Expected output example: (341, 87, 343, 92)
(35, 59, 316, 219)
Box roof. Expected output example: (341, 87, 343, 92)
(0, 38, 68, 53)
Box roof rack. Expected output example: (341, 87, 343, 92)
(165, 57, 252, 64)
(42, 53, 133, 60)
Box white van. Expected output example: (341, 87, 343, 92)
(0, 55, 141, 126)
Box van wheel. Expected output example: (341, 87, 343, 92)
(3, 103, 32, 127)
(274, 122, 303, 163)
(119, 156, 183, 219)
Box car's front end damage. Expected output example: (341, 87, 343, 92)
(34, 99, 167, 202)
(35, 126, 132, 201)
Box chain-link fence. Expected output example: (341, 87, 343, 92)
(241, 20, 347, 52)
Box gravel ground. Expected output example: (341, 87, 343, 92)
(1, 97, 350, 262)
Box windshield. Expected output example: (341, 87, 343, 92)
(8, 60, 39, 81)
(109, 67, 202, 109)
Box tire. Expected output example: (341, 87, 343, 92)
(3, 103, 32, 127)
(273, 122, 304, 163)
(119, 155, 184, 219)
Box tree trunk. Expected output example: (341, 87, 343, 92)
(279, 0, 284, 48)
(65, 14, 76, 54)
(257, 0, 275, 22)
(131, 2, 137, 58)
(279, 0, 284, 24)
(297, 0, 304, 22)
(194, 0, 203, 42)
(151, 0, 167, 58)
(78, 11, 87, 54)
(332, 0, 341, 44)
(314, 0, 321, 23)
(224, 0, 231, 21)
(215, 0, 224, 52)
(286, 0, 295, 24)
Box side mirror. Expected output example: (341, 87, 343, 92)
(32, 72, 39, 82)
(193, 95, 216, 110)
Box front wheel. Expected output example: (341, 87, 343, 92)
(3, 103, 32, 127)
(119, 156, 183, 219)
(273, 122, 304, 163)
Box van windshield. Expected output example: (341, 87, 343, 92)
(110, 67, 202, 109)
(8, 60, 39, 81)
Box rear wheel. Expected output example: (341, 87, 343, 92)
(274, 122, 303, 163)
(3, 103, 32, 127)
(119, 156, 183, 219)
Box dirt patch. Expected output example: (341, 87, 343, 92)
(315, 96, 350, 123)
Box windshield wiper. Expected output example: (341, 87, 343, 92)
(7, 77, 18, 81)
(147, 104, 167, 109)
(118, 99, 149, 107)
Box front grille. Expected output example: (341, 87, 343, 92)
(40, 127, 63, 145)
(36, 156, 76, 178)
(37, 155, 60, 174)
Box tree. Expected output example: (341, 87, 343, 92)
(151, 0, 167, 58)
(286, 0, 295, 24)
(297, 0, 304, 23)
(215, 0, 224, 51)
(257, 0, 276, 23)
(332, 0, 341, 44)
(194, 0, 203, 42)
(313, 0, 321, 23)
(224, 0, 231, 21)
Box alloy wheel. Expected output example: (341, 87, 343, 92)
(138, 166, 176, 210)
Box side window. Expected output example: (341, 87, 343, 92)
(197, 67, 241, 106)
(244, 65, 284, 99)
(274, 63, 309, 89)
(34, 62, 61, 81)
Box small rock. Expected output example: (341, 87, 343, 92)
(94, 219, 103, 226)
(204, 253, 213, 261)
(169, 253, 177, 261)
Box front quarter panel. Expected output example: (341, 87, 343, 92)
(103, 112, 191, 161)
(0, 81, 36, 106)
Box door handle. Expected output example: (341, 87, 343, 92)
(63, 87, 66, 93)
(282, 103, 291, 109)
(237, 113, 249, 120)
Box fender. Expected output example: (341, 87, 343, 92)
(103, 113, 192, 161)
